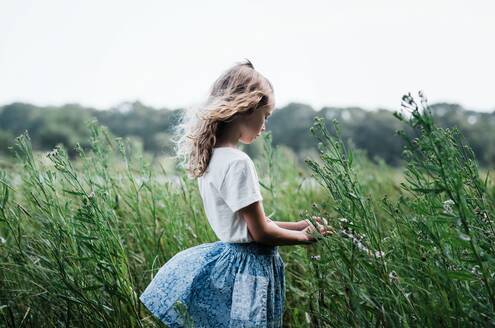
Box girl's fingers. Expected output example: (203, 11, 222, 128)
(311, 216, 328, 226)
(318, 224, 334, 236)
(306, 216, 334, 237)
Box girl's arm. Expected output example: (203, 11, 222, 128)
(266, 217, 308, 231)
(239, 202, 330, 246)
(267, 217, 329, 231)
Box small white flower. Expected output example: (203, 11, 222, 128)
(388, 271, 399, 283)
(46, 149, 58, 157)
(443, 199, 455, 215)
(0, 236, 6, 245)
(310, 255, 321, 261)
(459, 232, 471, 241)
(339, 218, 348, 223)
(374, 251, 385, 258)
(340, 230, 386, 259)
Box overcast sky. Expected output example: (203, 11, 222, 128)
(1, 0, 494, 112)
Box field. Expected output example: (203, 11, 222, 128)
(1, 94, 494, 327)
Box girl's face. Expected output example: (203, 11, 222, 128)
(238, 106, 273, 144)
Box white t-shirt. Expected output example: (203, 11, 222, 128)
(197, 147, 263, 243)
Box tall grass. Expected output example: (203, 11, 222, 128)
(0, 92, 493, 327)
(0, 122, 216, 327)
(303, 92, 494, 327)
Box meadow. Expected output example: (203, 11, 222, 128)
(1, 93, 494, 327)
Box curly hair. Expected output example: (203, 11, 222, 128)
(172, 59, 274, 178)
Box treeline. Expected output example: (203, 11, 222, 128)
(0, 101, 494, 166)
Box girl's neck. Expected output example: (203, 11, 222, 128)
(213, 143, 238, 149)
(215, 121, 241, 149)
(214, 134, 239, 149)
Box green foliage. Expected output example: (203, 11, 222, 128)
(302, 91, 495, 326)
(1, 100, 494, 166)
(0, 123, 214, 327)
(0, 94, 494, 326)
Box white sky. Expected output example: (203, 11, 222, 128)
(1, 0, 494, 112)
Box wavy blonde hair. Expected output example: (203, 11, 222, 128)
(172, 60, 274, 178)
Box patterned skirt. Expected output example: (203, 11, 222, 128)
(139, 241, 285, 328)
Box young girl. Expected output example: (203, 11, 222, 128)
(139, 60, 330, 327)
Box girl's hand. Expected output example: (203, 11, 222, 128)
(302, 216, 333, 242)
(305, 216, 328, 227)
(297, 216, 328, 231)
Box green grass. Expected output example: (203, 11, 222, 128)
(0, 93, 494, 327)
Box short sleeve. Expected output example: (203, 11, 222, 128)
(218, 158, 263, 212)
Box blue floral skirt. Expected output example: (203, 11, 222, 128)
(139, 241, 285, 328)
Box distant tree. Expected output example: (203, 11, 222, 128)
(0, 103, 38, 136)
(0, 130, 14, 154)
(270, 103, 317, 153)
(0, 100, 493, 166)
(349, 109, 406, 166)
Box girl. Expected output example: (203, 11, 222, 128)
(139, 60, 330, 327)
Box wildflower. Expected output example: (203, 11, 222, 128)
(46, 149, 58, 157)
(400, 93, 418, 114)
(470, 265, 481, 276)
(310, 255, 321, 261)
(374, 251, 385, 258)
(418, 90, 428, 109)
(458, 232, 471, 241)
(388, 271, 399, 283)
(88, 191, 95, 199)
(0, 236, 6, 245)
(340, 230, 384, 258)
(482, 212, 489, 223)
(443, 199, 454, 215)
(475, 207, 490, 223)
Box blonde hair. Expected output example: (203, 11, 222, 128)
(172, 59, 274, 178)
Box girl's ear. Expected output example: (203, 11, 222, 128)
(257, 95, 269, 109)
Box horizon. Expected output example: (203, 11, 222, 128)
(1, 0, 494, 112)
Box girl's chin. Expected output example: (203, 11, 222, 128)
(239, 134, 259, 144)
